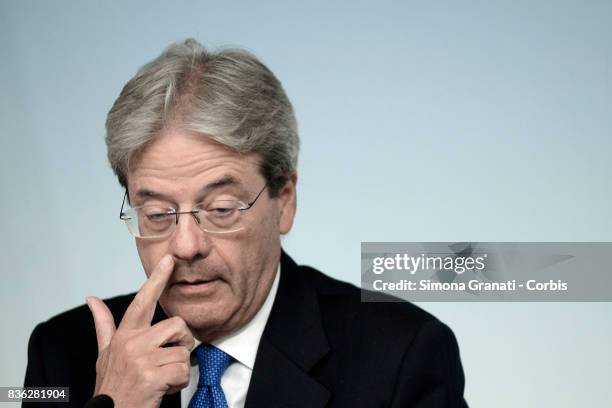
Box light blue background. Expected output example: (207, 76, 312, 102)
(1, 1, 611, 406)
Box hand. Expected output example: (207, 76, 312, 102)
(86, 255, 194, 408)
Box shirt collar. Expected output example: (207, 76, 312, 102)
(191, 263, 281, 370)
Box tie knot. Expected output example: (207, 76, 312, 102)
(195, 344, 232, 386)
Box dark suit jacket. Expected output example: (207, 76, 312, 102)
(24, 251, 468, 407)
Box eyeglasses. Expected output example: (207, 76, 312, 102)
(119, 184, 267, 239)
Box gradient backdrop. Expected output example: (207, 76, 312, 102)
(1, 1, 611, 407)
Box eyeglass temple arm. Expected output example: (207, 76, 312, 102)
(119, 190, 128, 219)
(245, 183, 268, 209)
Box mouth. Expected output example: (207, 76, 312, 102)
(170, 278, 222, 295)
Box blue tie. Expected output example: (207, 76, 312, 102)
(188, 344, 233, 408)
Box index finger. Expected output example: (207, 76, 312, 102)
(120, 254, 175, 329)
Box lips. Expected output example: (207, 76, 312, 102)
(171, 275, 219, 285)
(170, 278, 222, 295)
(176, 279, 213, 285)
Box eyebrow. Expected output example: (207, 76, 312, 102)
(200, 175, 242, 194)
(132, 175, 243, 203)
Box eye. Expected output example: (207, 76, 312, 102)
(208, 206, 235, 216)
(204, 200, 241, 217)
(148, 212, 172, 221)
(142, 207, 174, 222)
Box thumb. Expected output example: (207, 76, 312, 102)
(86, 296, 116, 352)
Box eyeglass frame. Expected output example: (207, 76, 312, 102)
(119, 183, 268, 238)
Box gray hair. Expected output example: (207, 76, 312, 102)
(105, 38, 299, 197)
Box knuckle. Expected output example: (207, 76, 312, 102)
(179, 362, 190, 379)
(131, 291, 148, 310)
(132, 291, 144, 306)
(130, 297, 145, 313)
(180, 347, 190, 361)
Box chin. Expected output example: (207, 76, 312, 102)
(160, 295, 238, 338)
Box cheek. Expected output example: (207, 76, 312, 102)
(216, 238, 257, 287)
(217, 227, 272, 289)
(242, 218, 279, 280)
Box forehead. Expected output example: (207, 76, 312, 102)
(127, 130, 262, 198)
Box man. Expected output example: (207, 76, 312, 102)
(24, 39, 468, 407)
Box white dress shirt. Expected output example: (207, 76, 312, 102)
(180, 266, 280, 408)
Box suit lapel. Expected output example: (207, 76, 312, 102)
(244, 251, 330, 408)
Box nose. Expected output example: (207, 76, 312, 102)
(168, 211, 211, 262)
